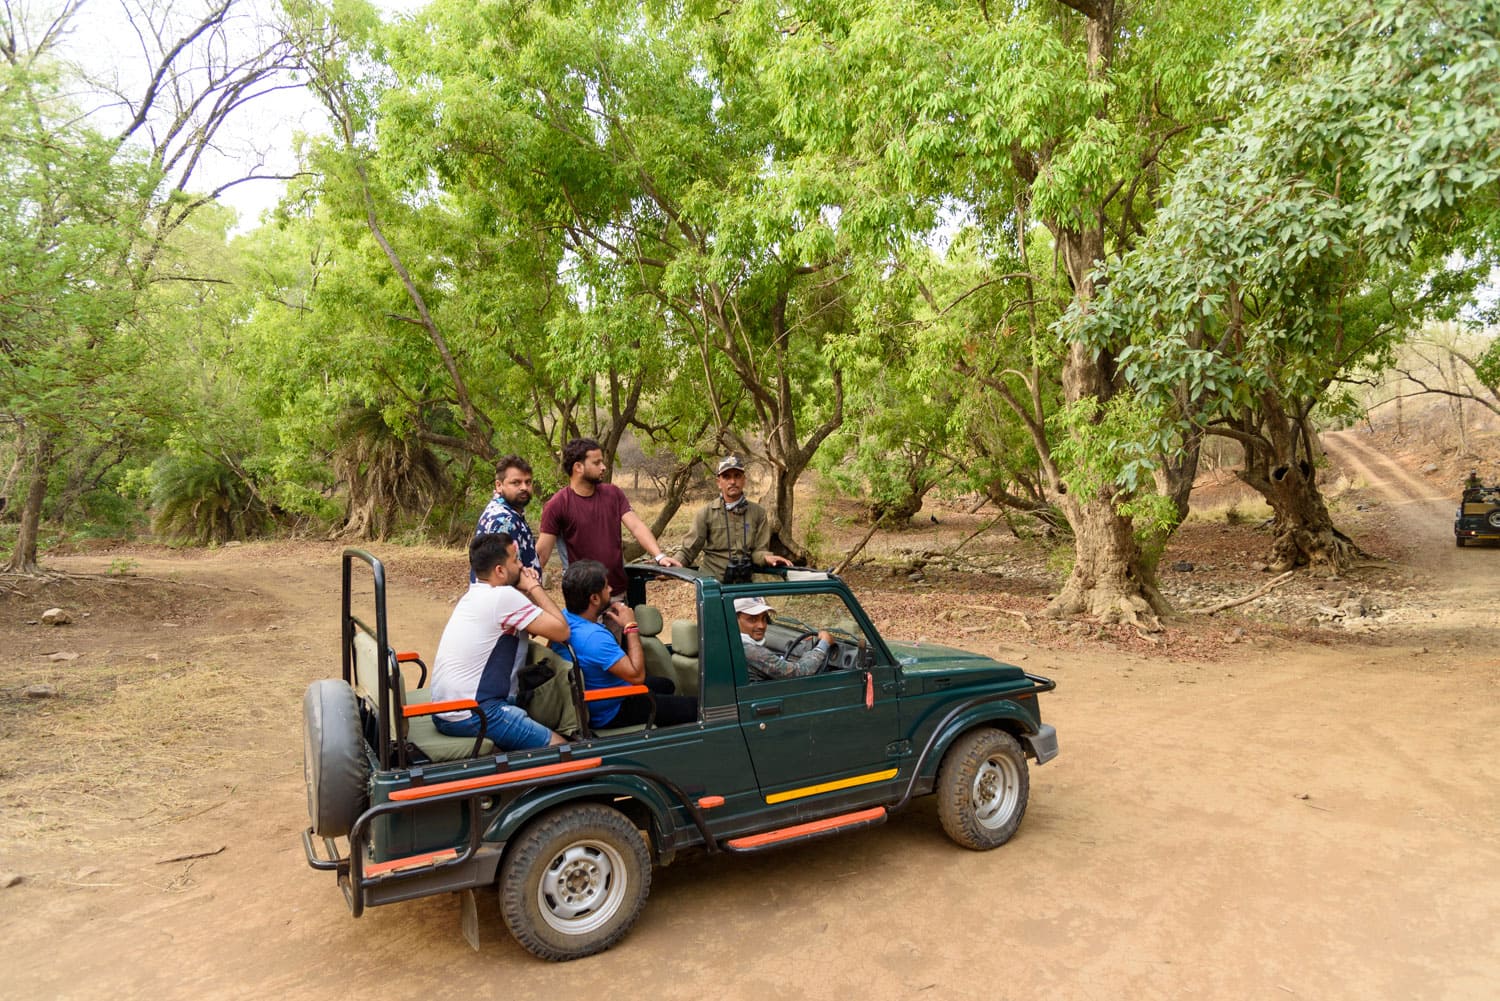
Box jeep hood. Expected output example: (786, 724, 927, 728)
(885, 641, 1028, 683)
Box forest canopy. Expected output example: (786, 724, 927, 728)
(2, 0, 1497, 618)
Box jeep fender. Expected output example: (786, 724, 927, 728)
(488, 774, 680, 859)
(915, 700, 1040, 783)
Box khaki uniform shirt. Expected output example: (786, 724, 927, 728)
(672, 497, 774, 580)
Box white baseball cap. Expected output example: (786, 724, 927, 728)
(733, 596, 774, 616)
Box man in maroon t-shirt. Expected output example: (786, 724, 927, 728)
(537, 438, 680, 596)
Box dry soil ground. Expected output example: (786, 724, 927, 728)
(1, 430, 1498, 1001)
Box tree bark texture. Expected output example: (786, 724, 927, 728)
(1233, 406, 1355, 572)
(4, 430, 54, 574)
(1052, 491, 1168, 625)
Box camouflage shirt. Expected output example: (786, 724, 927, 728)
(741, 634, 829, 681)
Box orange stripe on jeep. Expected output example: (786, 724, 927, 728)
(726, 807, 887, 850)
(387, 757, 604, 801)
(583, 684, 650, 701)
(403, 698, 478, 717)
(364, 847, 458, 878)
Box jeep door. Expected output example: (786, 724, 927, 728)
(728, 589, 904, 808)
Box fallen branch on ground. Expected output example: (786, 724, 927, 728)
(834, 520, 883, 576)
(1185, 571, 1296, 615)
(942, 512, 1006, 561)
(70, 573, 260, 594)
(156, 846, 226, 865)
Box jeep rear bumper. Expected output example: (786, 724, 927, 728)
(1021, 724, 1059, 764)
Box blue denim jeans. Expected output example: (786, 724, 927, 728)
(434, 698, 553, 751)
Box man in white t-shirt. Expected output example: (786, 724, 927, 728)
(431, 533, 572, 750)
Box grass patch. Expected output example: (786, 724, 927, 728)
(1185, 498, 1274, 526)
(0, 656, 260, 854)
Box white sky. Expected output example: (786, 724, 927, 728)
(52, 0, 425, 232)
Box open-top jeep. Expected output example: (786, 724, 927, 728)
(302, 549, 1058, 961)
(1455, 483, 1500, 546)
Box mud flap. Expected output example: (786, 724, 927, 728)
(459, 889, 480, 951)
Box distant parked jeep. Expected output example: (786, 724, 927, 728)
(303, 550, 1058, 961)
(1454, 484, 1500, 546)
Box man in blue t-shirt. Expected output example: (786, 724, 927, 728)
(551, 560, 697, 730)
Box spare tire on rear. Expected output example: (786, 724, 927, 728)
(303, 679, 370, 838)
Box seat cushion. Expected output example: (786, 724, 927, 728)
(670, 619, 699, 656)
(634, 604, 664, 636)
(403, 687, 495, 760)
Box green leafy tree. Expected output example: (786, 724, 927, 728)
(745, 0, 1253, 623)
(352, 0, 855, 553)
(1, 0, 301, 571)
(1083, 0, 1500, 571)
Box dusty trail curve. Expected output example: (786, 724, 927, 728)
(1323, 430, 1500, 640)
(1323, 430, 1456, 557)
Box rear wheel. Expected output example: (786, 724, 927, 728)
(1456, 535, 1466, 547)
(936, 727, 1029, 851)
(500, 804, 651, 961)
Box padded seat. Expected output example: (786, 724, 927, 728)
(635, 605, 693, 695)
(670, 619, 700, 696)
(352, 628, 494, 762)
(402, 688, 495, 761)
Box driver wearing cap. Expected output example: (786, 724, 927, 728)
(735, 596, 834, 681)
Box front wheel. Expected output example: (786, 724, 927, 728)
(500, 804, 651, 961)
(936, 728, 1030, 851)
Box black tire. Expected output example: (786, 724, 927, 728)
(1456, 535, 1466, 548)
(936, 727, 1030, 851)
(303, 679, 370, 838)
(500, 804, 651, 961)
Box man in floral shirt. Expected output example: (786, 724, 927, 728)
(474, 456, 540, 576)
(471, 456, 542, 688)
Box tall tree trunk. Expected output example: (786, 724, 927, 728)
(1052, 492, 1167, 624)
(764, 458, 807, 561)
(1235, 408, 1355, 572)
(1047, 222, 1168, 623)
(4, 430, 54, 574)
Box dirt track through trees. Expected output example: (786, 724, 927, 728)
(3, 453, 1499, 999)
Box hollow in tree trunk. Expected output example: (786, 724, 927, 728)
(1243, 456, 1357, 572)
(1235, 413, 1360, 572)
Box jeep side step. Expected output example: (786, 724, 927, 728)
(364, 847, 459, 879)
(723, 806, 888, 854)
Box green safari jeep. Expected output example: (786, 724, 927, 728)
(302, 549, 1058, 962)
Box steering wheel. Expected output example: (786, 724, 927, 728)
(785, 630, 820, 657)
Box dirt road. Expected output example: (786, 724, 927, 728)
(2, 444, 1498, 1000)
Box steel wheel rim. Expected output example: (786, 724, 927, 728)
(537, 839, 627, 935)
(970, 753, 1021, 829)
